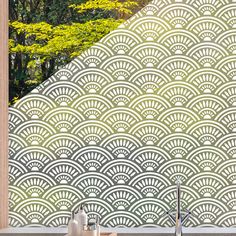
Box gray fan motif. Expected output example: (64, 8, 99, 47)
(9, 0, 236, 227)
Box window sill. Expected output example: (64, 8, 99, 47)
(1, 227, 236, 236)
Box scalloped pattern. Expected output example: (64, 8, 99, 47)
(9, 0, 236, 227)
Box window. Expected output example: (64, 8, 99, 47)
(4, 0, 236, 229)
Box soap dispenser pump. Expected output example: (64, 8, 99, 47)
(68, 211, 79, 236)
(75, 204, 88, 236)
(96, 216, 100, 236)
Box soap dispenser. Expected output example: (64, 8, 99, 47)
(68, 211, 79, 236)
(75, 204, 88, 236)
(96, 216, 100, 236)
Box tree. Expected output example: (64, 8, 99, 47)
(70, 0, 138, 18)
(9, 0, 147, 104)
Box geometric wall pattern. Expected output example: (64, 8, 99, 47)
(9, 0, 236, 227)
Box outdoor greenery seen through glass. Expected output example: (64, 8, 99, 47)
(9, 0, 149, 105)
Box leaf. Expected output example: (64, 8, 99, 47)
(9, 19, 123, 58)
(70, 0, 138, 15)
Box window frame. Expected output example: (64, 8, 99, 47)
(0, 0, 9, 229)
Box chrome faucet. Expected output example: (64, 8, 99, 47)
(166, 181, 191, 236)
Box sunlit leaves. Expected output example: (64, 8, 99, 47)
(70, 0, 138, 15)
(9, 0, 141, 105)
(10, 19, 123, 58)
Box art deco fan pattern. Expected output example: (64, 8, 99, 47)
(9, 0, 236, 227)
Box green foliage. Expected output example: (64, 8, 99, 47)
(70, 0, 138, 15)
(9, 0, 146, 105)
(10, 19, 122, 58)
(9, 96, 20, 106)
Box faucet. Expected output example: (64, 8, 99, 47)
(166, 181, 191, 236)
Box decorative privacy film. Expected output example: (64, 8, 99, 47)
(9, 0, 236, 227)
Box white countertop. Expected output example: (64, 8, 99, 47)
(1, 227, 236, 236)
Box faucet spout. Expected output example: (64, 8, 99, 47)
(175, 180, 182, 236)
(166, 181, 191, 236)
